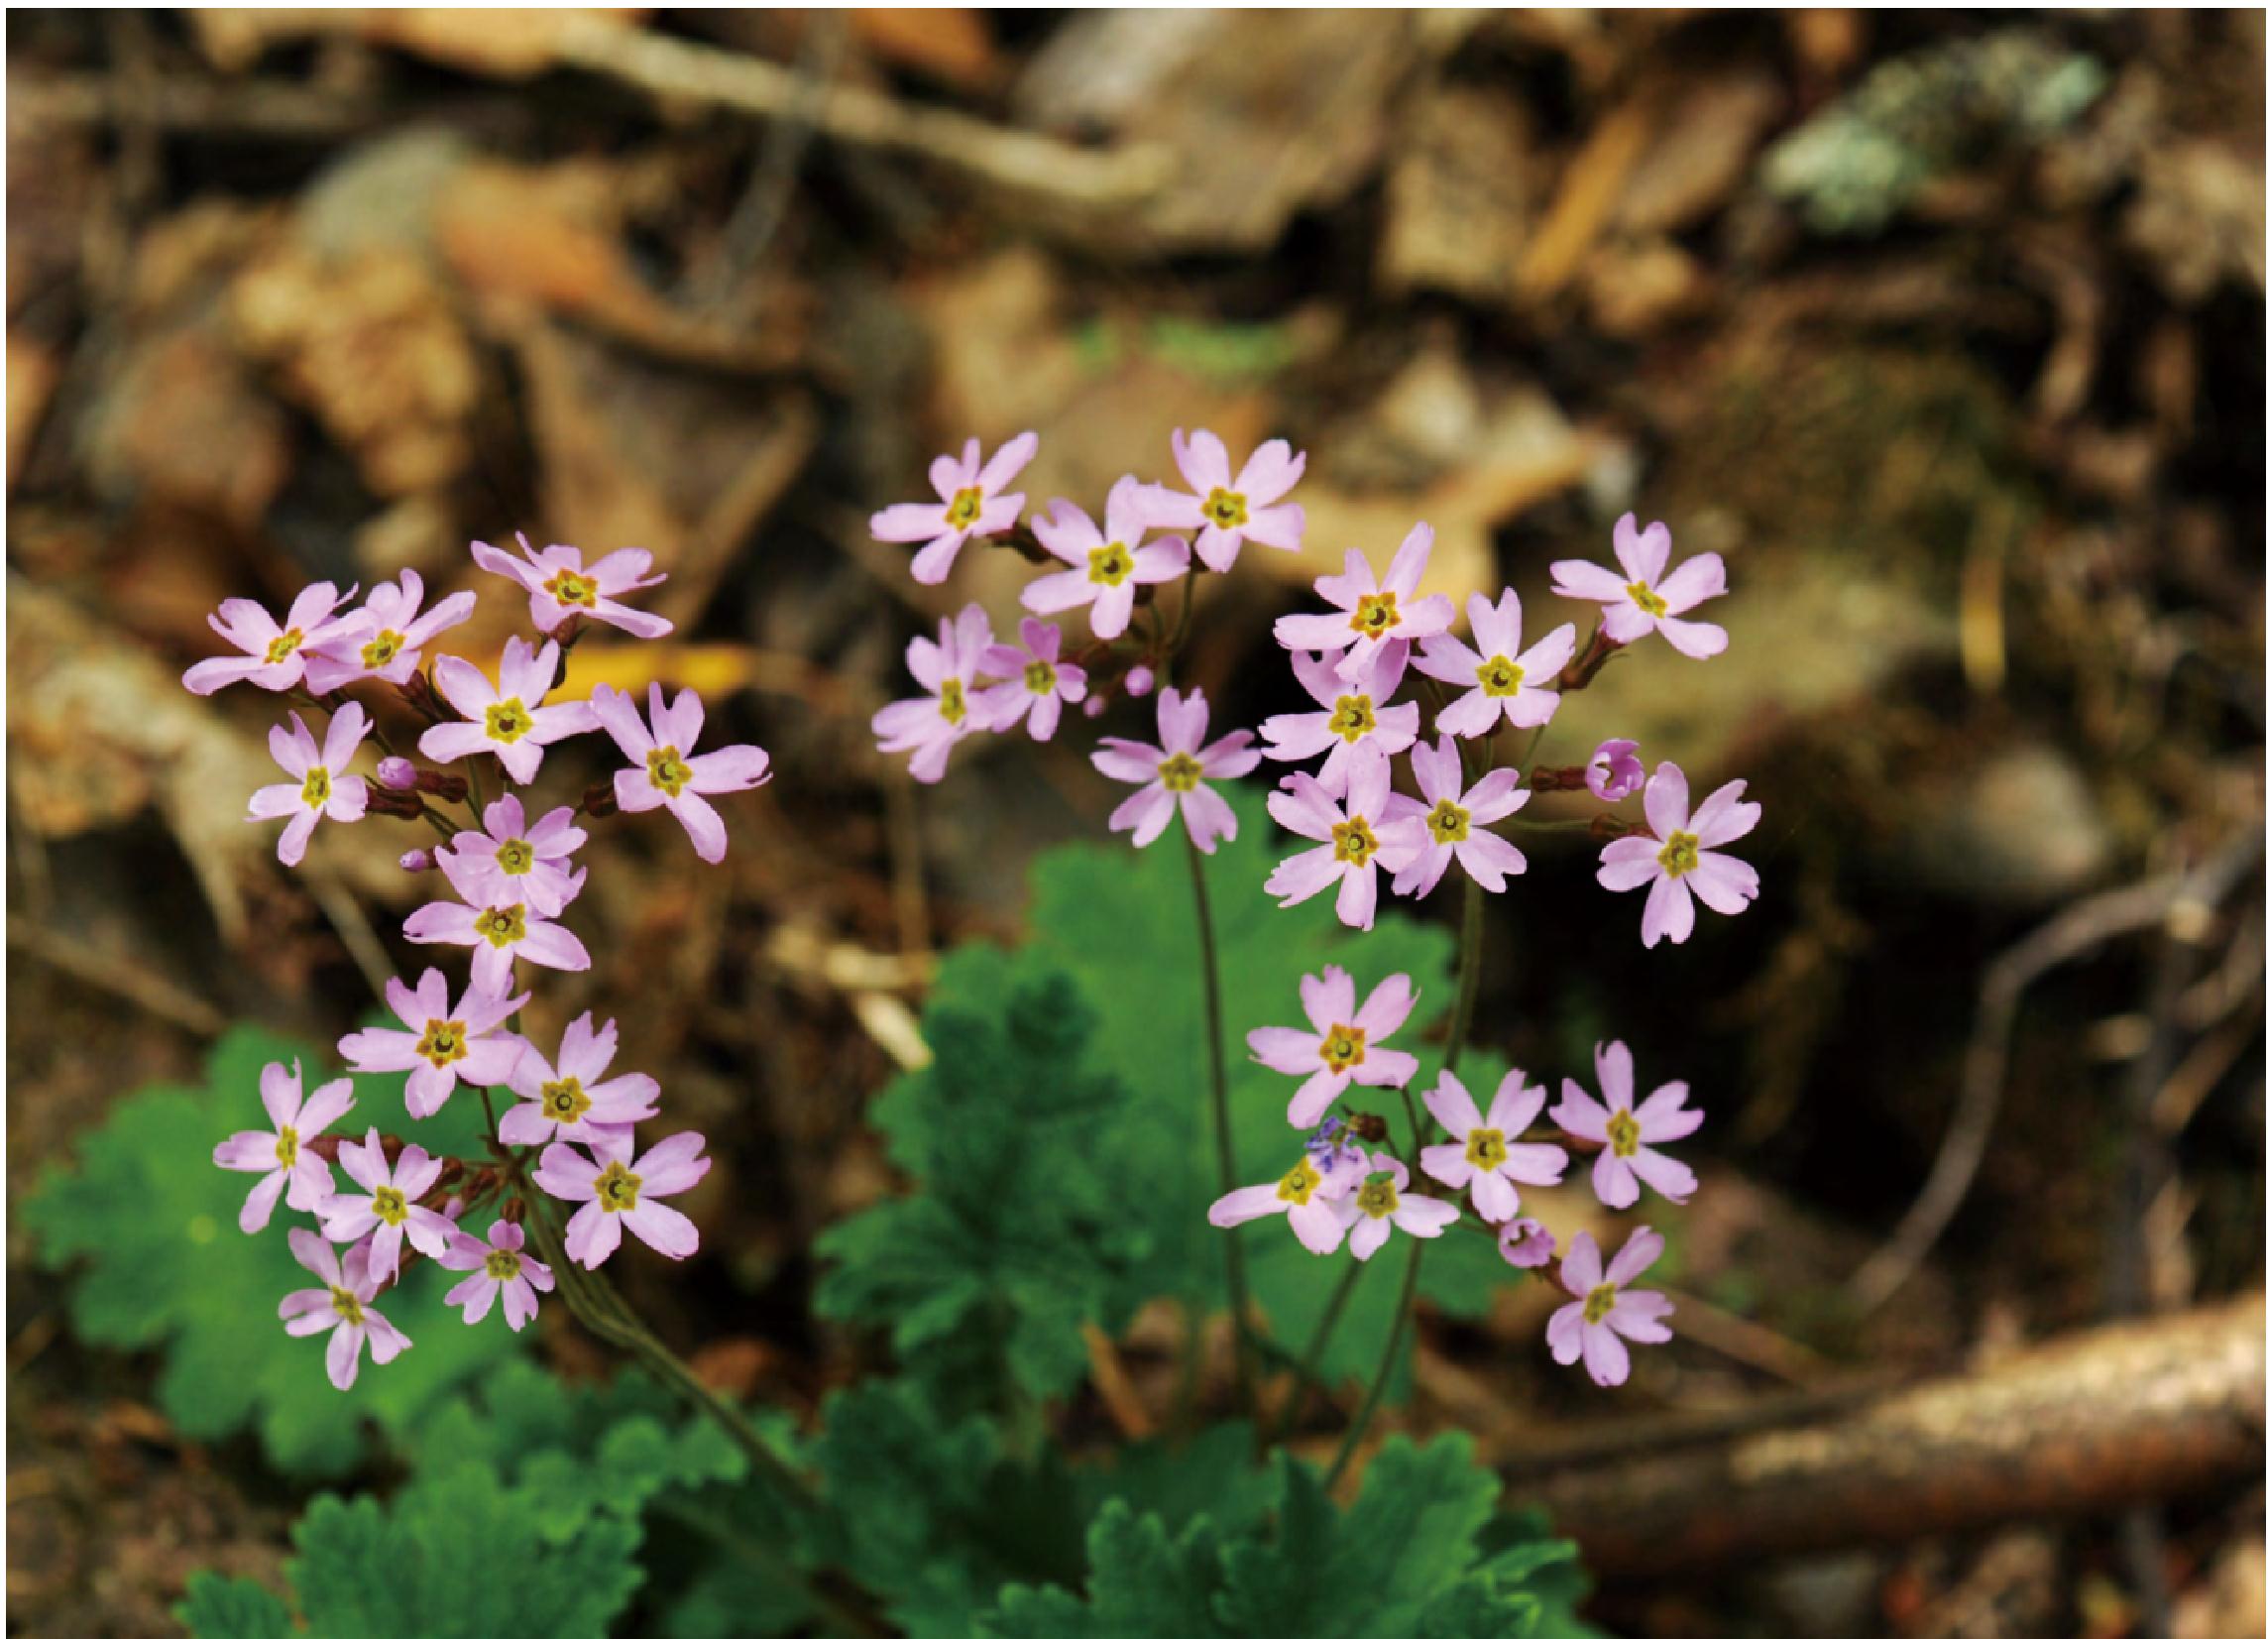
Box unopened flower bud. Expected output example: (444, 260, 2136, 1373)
(1498, 1218, 1556, 1269)
(1585, 738, 1644, 802)
(414, 765, 469, 803)
(377, 757, 418, 791)
(580, 779, 620, 818)
(400, 848, 435, 873)
(1345, 1111, 1389, 1144)
(365, 784, 427, 820)
(1081, 695, 1105, 719)
(1124, 664, 1156, 698)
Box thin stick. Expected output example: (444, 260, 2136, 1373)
(1266, 1258, 1364, 1445)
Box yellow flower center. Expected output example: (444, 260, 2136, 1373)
(1158, 752, 1204, 793)
(301, 765, 331, 808)
(486, 698, 532, 743)
(1022, 659, 1057, 695)
(1355, 1170, 1400, 1219)
(274, 1126, 298, 1168)
(1349, 591, 1400, 637)
(416, 1019, 468, 1067)
(1319, 1022, 1366, 1070)
(1464, 1128, 1507, 1171)
(938, 678, 967, 727)
(944, 486, 983, 529)
(1331, 815, 1379, 865)
(594, 1160, 642, 1214)
(1479, 655, 1524, 697)
(545, 568, 598, 608)
(1275, 1156, 1320, 1206)
(1423, 798, 1470, 845)
(1656, 830, 1700, 878)
(1202, 487, 1248, 529)
(1582, 1283, 1620, 1324)
(1326, 695, 1376, 742)
(1087, 541, 1135, 586)
(484, 1246, 521, 1281)
(646, 746, 692, 797)
(1606, 1109, 1641, 1158)
(330, 1285, 364, 1325)
(372, 1185, 408, 1226)
(1626, 581, 1667, 618)
(360, 630, 405, 668)
(496, 838, 535, 875)
(542, 1077, 592, 1122)
(264, 629, 303, 664)
(473, 904, 527, 948)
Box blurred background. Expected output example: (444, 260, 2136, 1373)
(7, 10, 2263, 1637)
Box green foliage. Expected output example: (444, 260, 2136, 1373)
(25, 1024, 517, 1477)
(174, 1574, 293, 1639)
(814, 966, 1155, 1408)
(982, 1436, 1589, 1639)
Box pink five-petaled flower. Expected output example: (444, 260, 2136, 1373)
(1550, 515, 1728, 659)
(439, 1219, 555, 1332)
(1586, 738, 1644, 801)
(419, 636, 597, 784)
(248, 704, 371, 867)
(1381, 737, 1529, 900)
(534, 1128, 710, 1268)
(1498, 1218, 1556, 1269)
(1259, 645, 1421, 799)
(1334, 1154, 1459, 1261)
(1208, 1128, 1370, 1256)
(978, 617, 1087, 743)
(1021, 477, 1191, 642)
(870, 431, 1037, 585)
(1273, 523, 1456, 686)
(1550, 1040, 1703, 1209)
(280, 1229, 410, 1391)
(589, 682, 772, 864)
(1598, 761, 1760, 947)
(403, 872, 589, 995)
(872, 604, 993, 784)
(1247, 965, 1420, 1129)
(319, 1130, 454, 1285)
(212, 1059, 353, 1233)
(303, 569, 477, 693)
(1413, 590, 1578, 739)
(1151, 428, 1306, 572)
(1549, 1227, 1674, 1387)
(500, 1012, 661, 1147)
(181, 582, 359, 696)
(1090, 686, 1258, 854)
(338, 969, 527, 1119)
(440, 794, 587, 919)
(1418, 1069, 1567, 1225)
(1266, 760, 1418, 931)
(470, 531, 673, 639)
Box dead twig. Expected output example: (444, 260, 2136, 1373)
(1503, 1294, 2266, 1579)
(548, 15, 1175, 216)
(7, 916, 226, 1037)
(1850, 828, 2263, 1314)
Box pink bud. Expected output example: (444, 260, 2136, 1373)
(1498, 1218, 1556, 1269)
(1124, 664, 1155, 698)
(399, 849, 435, 873)
(1585, 739, 1644, 802)
(1081, 695, 1106, 719)
(377, 757, 418, 791)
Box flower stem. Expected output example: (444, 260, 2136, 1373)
(1320, 1235, 1421, 1489)
(1185, 823, 1254, 1415)
(1265, 1256, 1364, 1445)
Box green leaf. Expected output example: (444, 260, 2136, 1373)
(25, 1023, 517, 1476)
(176, 1573, 292, 1639)
(984, 1504, 1230, 1639)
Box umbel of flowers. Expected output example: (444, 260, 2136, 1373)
(202, 541, 770, 1387)
(867, 426, 1759, 1390)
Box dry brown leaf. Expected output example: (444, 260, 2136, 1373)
(849, 8, 1001, 92)
(1379, 85, 1535, 303)
(190, 8, 645, 79)
(6, 330, 58, 490)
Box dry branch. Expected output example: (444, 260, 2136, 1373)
(1502, 1294, 2266, 1578)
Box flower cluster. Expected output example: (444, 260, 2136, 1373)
(870, 425, 1760, 1387)
(198, 536, 769, 1389)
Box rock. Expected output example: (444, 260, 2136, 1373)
(1897, 741, 2114, 905)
